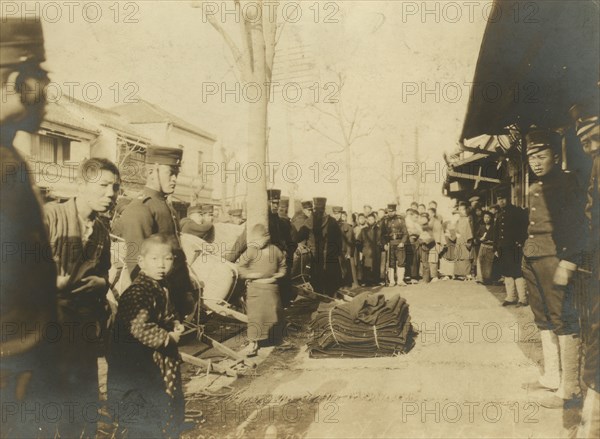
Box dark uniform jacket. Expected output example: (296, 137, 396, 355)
(291, 212, 309, 243)
(269, 212, 295, 256)
(299, 213, 343, 295)
(1, 141, 59, 437)
(493, 204, 528, 250)
(1, 143, 57, 357)
(112, 187, 194, 318)
(381, 214, 409, 246)
(523, 169, 587, 265)
(113, 187, 181, 274)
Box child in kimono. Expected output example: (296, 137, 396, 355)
(238, 224, 287, 356)
(108, 234, 185, 438)
(417, 213, 437, 283)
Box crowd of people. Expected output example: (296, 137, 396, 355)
(1, 16, 598, 439)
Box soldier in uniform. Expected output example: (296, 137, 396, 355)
(521, 129, 587, 408)
(381, 204, 409, 286)
(493, 188, 529, 306)
(291, 199, 313, 243)
(113, 146, 196, 319)
(278, 196, 290, 220)
(571, 103, 600, 437)
(181, 204, 215, 242)
(0, 17, 60, 438)
(267, 189, 296, 306)
(332, 206, 356, 288)
(299, 198, 344, 296)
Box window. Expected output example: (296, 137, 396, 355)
(33, 134, 70, 164)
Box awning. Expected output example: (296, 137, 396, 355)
(461, 0, 599, 140)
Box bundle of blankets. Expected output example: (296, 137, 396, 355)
(307, 292, 414, 358)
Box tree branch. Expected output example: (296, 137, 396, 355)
(307, 122, 345, 147)
(206, 10, 246, 75)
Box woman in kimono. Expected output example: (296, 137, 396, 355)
(454, 202, 474, 280)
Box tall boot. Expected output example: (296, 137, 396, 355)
(397, 267, 407, 286)
(539, 334, 582, 408)
(515, 277, 528, 305)
(556, 334, 582, 399)
(387, 268, 396, 287)
(539, 330, 561, 390)
(502, 277, 517, 305)
(577, 388, 600, 439)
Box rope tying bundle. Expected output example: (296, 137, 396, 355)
(328, 305, 340, 345)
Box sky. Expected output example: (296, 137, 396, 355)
(36, 0, 488, 213)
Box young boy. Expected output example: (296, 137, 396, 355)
(108, 234, 185, 438)
(238, 224, 287, 356)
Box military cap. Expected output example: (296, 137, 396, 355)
(341, 210, 347, 215)
(332, 206, 343, 214)
(201, 205, 214, 214)
(279, 196, 290, 208)
(363, 204, 372, 209)
(313, 197, 327, 209)
(188, 204, 202, 215)
(387, 203, 397, 211)
(146, 146, 183, 166)
(228, 208, 243, 217)
(267, 189, 281, 202)
(468, 196, 480, 203)
(496, 187, 510, 199)
(525, 129, 562, 156)
(569, 102, 599, 136)
(0, 17, 45, 67)
(301, 199, 314, 209)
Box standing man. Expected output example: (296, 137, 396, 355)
(113, 146, 195, 319)
(1, 18, 59, 438)
(521, 129, 587, 408)
(382, 204, 409, 286)
(267, 189, 296, 306)
(299, 197, 343, 296)
(356, 213, 384, 286)
(571, 103, 600, 437)
(278, 196, 290, 220)
(494, 188, 529, 306)
(291, 199, 313, 243)
(45, 158, 119, 438)
(181, 204, 215, 242)
(332, 206, 355, 288)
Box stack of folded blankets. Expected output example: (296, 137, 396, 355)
(307, 292, 414, 358)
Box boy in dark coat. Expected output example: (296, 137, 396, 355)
(108, 234, 185, 438)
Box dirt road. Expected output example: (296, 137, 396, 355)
(184, 281, 581, 438)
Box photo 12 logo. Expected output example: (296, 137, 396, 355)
(198, 1, 340, 24)
(1, 2, 141, 24)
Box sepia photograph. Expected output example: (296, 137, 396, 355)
(1, 1, 599, 438)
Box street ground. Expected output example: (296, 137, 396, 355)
(182, 280, 583, 439)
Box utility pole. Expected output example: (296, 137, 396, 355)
(414, 126, 421, 203)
